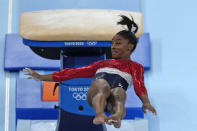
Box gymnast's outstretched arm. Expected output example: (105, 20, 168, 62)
(132, 64, 157, 115)
(23, 68, 54, 81)
(23, 60, 101, 82)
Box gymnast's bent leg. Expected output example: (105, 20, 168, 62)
(106, 87, 127, 128)
(87, 79, 111, 125)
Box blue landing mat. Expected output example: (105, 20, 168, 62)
(131, 33, 151, 70)
(4, 34, 60, 71)
(16, 78, 58, 120)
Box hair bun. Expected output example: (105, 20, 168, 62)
(117, 15, 138, 34)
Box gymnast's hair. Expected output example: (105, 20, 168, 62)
(117, 15, 138, 52)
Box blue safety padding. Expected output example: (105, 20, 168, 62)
(60, 78, 144, 118)
(16, 78, 58, 120)
(56, 109, 105, 131)
(60, 83, 95, 115)
(4, 33, 150, 71)
(61, 79, 142, 106)
(61, 78, 93, 86)
(4, 34, 60, 71)
(22, 33, 151, 69)
(23, 39, 112, 47)
(62, 55, 105, 68)
(16, 108, 58, 120)
(121, 108, 144, 119)
(131, 33, 151, 70)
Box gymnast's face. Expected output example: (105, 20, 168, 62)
(111, 34, 134, 60)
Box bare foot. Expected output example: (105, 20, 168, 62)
(105, 114, 121, 128)
(93, 113, 107, 125)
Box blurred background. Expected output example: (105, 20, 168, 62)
(0, 0, 197, 131)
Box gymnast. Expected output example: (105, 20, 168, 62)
(24, 15, 157, 128)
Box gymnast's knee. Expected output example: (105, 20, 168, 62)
(111, 87, 127, 102)
(89, 79, 110, 94)
(87, 79, 111, 105)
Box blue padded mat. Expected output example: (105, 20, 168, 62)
(23, 33, 150, 69)
(23, 39, 111, 47)
(16, 78, 58, 120)
(4, 33, 150, 70)
(131, 33, 151, 70)
(60, 78, 143, 118)
(4, 34, 60, 71)
(61, 78, 142, 108)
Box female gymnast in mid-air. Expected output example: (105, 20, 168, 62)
(24, 15, 157, 128)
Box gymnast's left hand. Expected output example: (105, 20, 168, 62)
(142, 103, 157, 115)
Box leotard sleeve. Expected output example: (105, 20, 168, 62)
(52, 61, 102, 82)
(132, 63, 148, 97)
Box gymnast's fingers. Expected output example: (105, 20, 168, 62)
(27, 76, 33, 79)
(23, 68, 34, 74)
(142, 106, 147, 114)
(24, 73, 31, 75)
(150, 107, 157, 115)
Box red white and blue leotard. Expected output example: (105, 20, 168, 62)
(52, 59, 147, 97)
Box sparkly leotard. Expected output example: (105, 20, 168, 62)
(52, 59, 147, 97)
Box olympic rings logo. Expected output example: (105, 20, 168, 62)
(72, 92, 87, 101)
(87, 41, 97, 46)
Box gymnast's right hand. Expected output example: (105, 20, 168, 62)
(23, 68, 41, 81)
